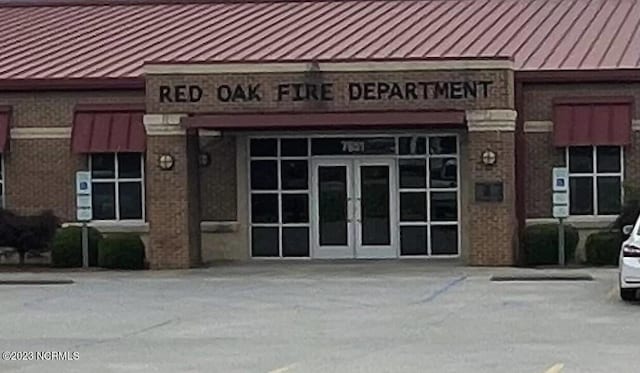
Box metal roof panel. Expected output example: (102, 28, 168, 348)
(0, 0, 638, 80)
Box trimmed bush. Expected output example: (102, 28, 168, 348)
(585, 231, 622, 266)
(51, 226, 102, 267)
(524, 223, 579, 265)
(98, 233, 145, 270)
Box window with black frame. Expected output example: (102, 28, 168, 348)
(90, 153, 144, 221)
(398, 135, 459, 257)
(249, 138, 310, 258)
(567, 146, 623, 216)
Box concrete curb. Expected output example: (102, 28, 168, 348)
(0, 280, 74, 285)
(490, 274, 593, 282)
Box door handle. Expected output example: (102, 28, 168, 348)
(355, 198, 362, 223)
(347, 198, 353, 223)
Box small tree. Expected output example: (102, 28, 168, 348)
(0, 209, 60, 265)
(612, 183, 640, 234)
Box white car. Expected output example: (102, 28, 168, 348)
(620, 222, 640, 301)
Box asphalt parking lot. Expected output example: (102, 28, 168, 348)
(0, 262, 635, 373)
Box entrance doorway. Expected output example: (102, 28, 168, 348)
(311, 158, 397, 258)
(248, 135, 460, 259)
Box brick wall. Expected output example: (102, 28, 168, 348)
(523, 83, 640, 218)
(199, 135, 237, 221)
(524, 132, 565, 218)
(0, 90, 144, 221)
(5, 139, 84, 220)
(147, 69, 514, 113)
(523, 83, 640, 121)
(147, 67, 516, 266)
(626, 132, 640, 190)
(0, 90, 143, 127)
(467, 131, 516, 265)
(146, 134, 200, 269)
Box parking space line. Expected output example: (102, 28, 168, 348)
(419, 275, 467, 303)
(544, 363, 564, 373)
(268, 363, 298, 373)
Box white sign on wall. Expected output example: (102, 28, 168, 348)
(552, 192, 568, 205)
(552, 205, 569, 219)
(552, 167, 569, 218)
(76, 171, 92, 222)
(552, 167, 569, 192)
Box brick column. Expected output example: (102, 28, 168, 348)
(144, 114, 201, 269)
(466, 110, 518, 266)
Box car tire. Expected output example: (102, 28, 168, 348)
(620, 288, 636, 301)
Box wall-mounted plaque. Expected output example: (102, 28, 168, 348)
(475, 182, 504, 202)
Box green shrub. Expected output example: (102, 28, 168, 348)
(51, 226, 102, 267)
(585, 231, 622, 266)
(524, 223, 579, 265)
(98, 233, 145, 270)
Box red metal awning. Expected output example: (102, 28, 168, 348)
(71, 105, 146, 153)
(553, 98, 633, 147)
(182, 111, 465, 130)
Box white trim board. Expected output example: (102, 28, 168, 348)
(62, 221, 149, 233)
(525, 120, 640, 132)
(524, 121, 553, 132)
(11, 127, 71, 139)
(526, 216, 616, 229)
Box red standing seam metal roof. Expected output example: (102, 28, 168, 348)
(0, 0, 639, 80)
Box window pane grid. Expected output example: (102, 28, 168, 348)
(567, 173, 621, 177)
(567, 146, 623, 216)
(427, 187, 457, 192)
(396, 135, 459, 257)
(249, 138, 310, 258)
(249, 135, 459, 258)
(92, 178, 143, 183)
(90, 153, 144, 221)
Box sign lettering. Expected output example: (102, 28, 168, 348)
(159, 85, 203, 103)
(158, 80, 494, 104)
(341, 141, 365, 153)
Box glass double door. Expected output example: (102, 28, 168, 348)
(312, 158, 397, 258)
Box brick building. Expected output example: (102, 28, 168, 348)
(0, 0, 638, 268)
